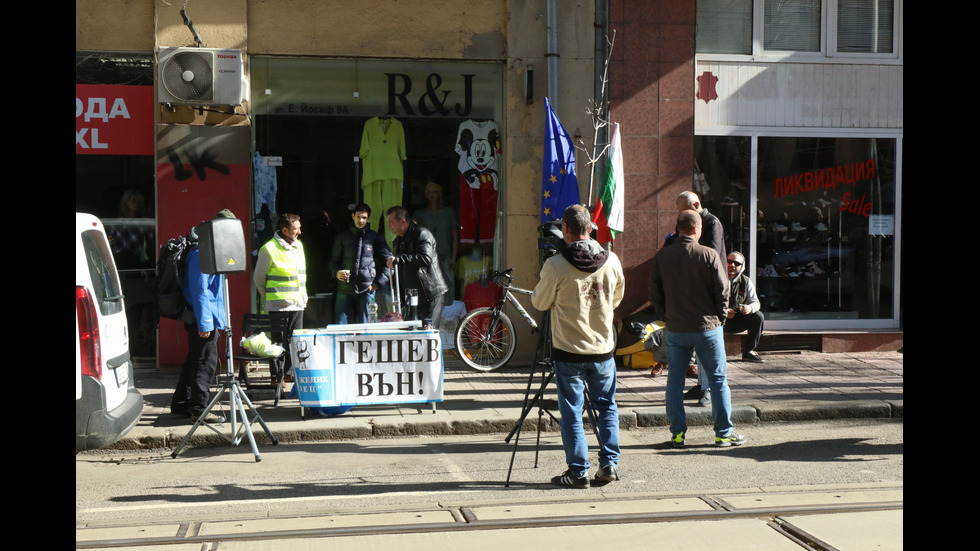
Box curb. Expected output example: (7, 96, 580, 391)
(103, 399, 902, 451)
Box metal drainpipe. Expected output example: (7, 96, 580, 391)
(547, 0, 558, 110)
(592, 0, 609, 206)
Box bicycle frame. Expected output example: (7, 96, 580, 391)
(490, 269, 537, 332)
(503, 286, 537, 332)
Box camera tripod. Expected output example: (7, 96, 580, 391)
(171, 276, 278, 462)
(503, 310, 603, 486)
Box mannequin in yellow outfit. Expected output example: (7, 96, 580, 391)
(360, 116, 406, 248)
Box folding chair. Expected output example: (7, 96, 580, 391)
(234, 312, 296, 406)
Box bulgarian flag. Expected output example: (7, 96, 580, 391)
(593, 122, 624, 244)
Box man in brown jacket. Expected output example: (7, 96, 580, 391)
(649, 210, 746, 448)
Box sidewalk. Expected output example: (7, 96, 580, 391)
(117, 349, 903, 451)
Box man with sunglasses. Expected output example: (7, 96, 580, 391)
(724, 251, 765, 362)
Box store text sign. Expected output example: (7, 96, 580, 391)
(386, 72, 474, 116)
(774, 159, 878, 217)
(76, 84, 154, 155)
(290, 331, 444, 407)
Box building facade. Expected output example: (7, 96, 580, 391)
(76, 0, 902, 365)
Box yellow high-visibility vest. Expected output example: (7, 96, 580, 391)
(262, 239, 306, 304)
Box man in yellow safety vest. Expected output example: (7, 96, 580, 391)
(253, 213, 308, 331)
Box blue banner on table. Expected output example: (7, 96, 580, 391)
(290, 329, 444, 407)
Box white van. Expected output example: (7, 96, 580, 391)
(76, 213, 143, 451)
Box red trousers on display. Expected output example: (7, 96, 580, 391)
(459, 174, 497, 243)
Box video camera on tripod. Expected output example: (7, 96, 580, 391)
(537, 217, 600, 265)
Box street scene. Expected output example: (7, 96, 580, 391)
(76, 351, 902, 549)
(77, 2, 902, 549)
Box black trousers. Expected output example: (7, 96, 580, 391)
(723, 311, 764, 353)
(419, 293, 445, 329)
(171, 324, 219, 415)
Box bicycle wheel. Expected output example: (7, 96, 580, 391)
(455, 307, 516, 371)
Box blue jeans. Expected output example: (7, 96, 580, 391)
(665, 327, 735, 438)
(554, 358, 620, 477)
(335, 291, 375, 324)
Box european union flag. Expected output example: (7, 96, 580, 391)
(541, 97, 580, 223)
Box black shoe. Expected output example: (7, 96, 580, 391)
(715, 433, 747, 447)
(742, 351, 764, 362)
(170, 408, 191, 418)
(551, 470, 590, 489)
(683, 386, 704, 400)
(593, 465, 619, 485)
(670, 432, 686, 448)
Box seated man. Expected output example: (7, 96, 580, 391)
(725, 252, 765, 362)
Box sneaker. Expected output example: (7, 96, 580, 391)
(742, 350, 764, 362)
(715, 433, 747, 447)
(698, 393, 712, 407)
(551, 470, 590, 489)
(670, 432, 686, 448)
(191, 411, 224, 424)
(594, 465, 620, 485)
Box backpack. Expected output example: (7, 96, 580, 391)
(614, 312, 667, 369)
(155, 235, 196, 322)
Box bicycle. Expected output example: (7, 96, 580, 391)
(455, 268, 539, 371)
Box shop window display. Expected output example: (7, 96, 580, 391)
(76, 52, 157, 357)
(251, 58, 504, 323)
(697, 136, 897, 322)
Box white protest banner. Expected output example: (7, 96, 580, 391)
(290, 329, 444, 407)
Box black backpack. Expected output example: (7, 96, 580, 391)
(155, 235, 196, 322)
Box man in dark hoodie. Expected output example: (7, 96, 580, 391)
(532, 205, 625, 489)
(330, 203, 392, 324)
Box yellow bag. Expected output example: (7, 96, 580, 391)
(620, 349, 660, 370)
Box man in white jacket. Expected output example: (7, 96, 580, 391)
(532, 205, 625, 489)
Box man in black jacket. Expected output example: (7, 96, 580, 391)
(385, 205, 448, 329)
(330, 203, 392, 324)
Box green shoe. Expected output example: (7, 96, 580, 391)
(670, 432, 685, 448)
(715, 433, 746, 447)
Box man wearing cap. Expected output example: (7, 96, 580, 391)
(171, 209, 235, 424)
(253, 213, 308, 331)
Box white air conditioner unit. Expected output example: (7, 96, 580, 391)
(157, 47, 244, 106)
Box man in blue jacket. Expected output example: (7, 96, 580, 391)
(330, 203, 392, 324)
(170, 209, 234, 424)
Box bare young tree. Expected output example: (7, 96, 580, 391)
(580, 30, 616, 205)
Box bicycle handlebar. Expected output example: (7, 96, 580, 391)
(492, 268, 515, 286)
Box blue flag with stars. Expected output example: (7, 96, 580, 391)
(541, 97, 580, 223)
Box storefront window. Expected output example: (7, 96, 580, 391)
(697, 135, 898, 325)
(76, 51, 157, 357)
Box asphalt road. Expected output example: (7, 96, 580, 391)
(77, 418, 902, 526)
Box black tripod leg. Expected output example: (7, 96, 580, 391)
(505, 367, 553, 486)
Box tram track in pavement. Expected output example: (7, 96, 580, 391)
(76, 484, 903, 550)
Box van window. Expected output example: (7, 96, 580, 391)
(81, 229, 124, 316)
